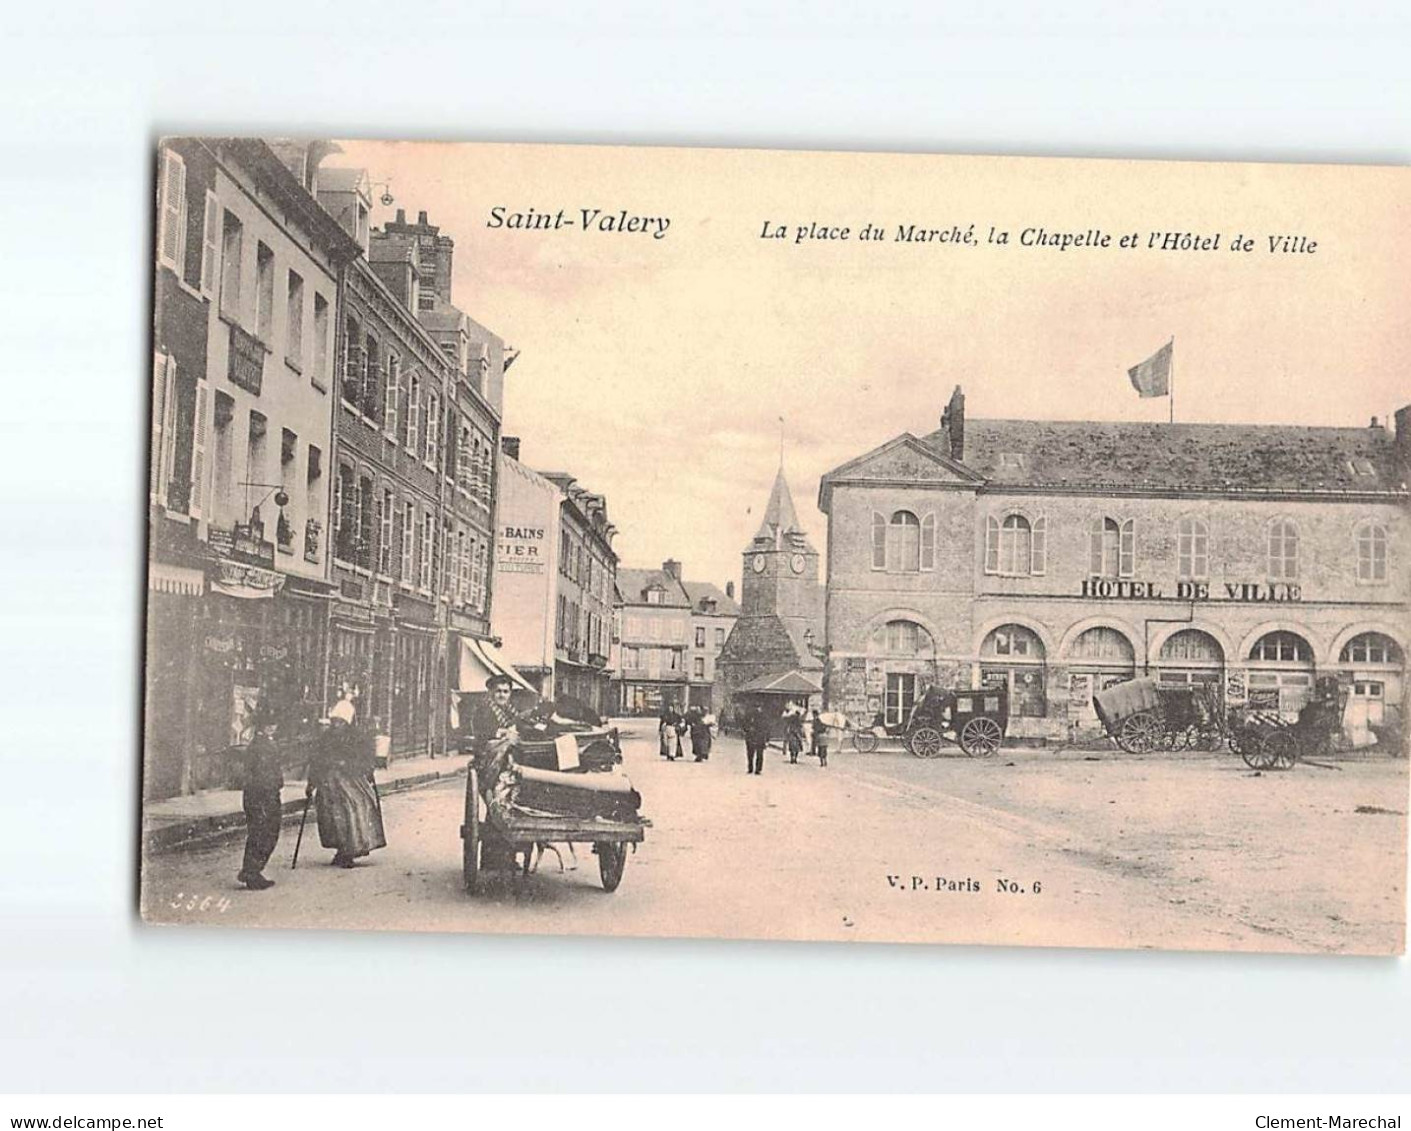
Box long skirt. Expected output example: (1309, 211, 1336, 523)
(316, 768, 387, 858)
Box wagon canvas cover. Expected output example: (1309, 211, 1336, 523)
(140, 137, 1409, 956)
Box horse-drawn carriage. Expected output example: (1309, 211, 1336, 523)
(851, 684, 1010, 758)
(1227, 676, 1348, 771)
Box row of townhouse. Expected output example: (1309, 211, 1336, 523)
(145, 138, 511, 799)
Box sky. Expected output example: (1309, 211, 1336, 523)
(329, 140, 1410, 590)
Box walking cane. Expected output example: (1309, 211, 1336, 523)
(291, 789, 313, 869)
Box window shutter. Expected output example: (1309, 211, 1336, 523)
(920, 513, 936, 571)
(871, 512, 886, 570)
(385, 359, 399, 435)
(200, 191, 219, 295)
(984, 515, 1000, 574)
(1029, 516, 1046, 575)
(158, 149, 186, 269)
(332, 467, 343, 538)
(1119, 519, 1135, 578)
(1089, 519, 1104, 576)
(189, 378, 208, 519)
(150, 353, 170, 504)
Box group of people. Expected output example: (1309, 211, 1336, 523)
(735, 700, 832, 775)
(658, 705, 714, 762)
(236, 691, 387, 892)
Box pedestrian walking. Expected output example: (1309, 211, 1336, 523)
(236, 706, 284, 890)
(783, 702, 805, 764)
(743, 701, 773, 775)
(306, 696, 386, 869)
(688, 706, 712, 762)
(659, 706, 682, 761)
(810, 708, 831, 768)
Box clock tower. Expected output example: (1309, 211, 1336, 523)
(741, 467, 820, 620)
(718, 467, 826, 715)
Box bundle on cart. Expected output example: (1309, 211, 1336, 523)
(508, 764, 643, 823)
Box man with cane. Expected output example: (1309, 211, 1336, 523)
(237, 704, 284, 890)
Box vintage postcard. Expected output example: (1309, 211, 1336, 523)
(141, 138, 1409, 954)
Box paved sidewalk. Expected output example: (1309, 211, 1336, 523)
(143, 752, 472, 855)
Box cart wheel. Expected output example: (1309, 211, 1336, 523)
(461, 768, 482, 894)
(1117, 711, 1161, 754)
(908, 726, 945, 759)
(1265, 731, 1298, 771)
(1161, 725, 1192, 752)
(852, 730, 879, 754)
(1241, 734, 1277, 770)
(959, 717, 1003, 757)
(596, 842, 627, 892)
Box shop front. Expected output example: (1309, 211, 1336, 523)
(979, 623, 1048, 736)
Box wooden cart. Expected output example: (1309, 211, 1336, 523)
(460, 767, 648, 894)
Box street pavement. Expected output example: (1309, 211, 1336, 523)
(141, 722, 1409, 954)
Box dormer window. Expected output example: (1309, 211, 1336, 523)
(998, 452, 1026, 470)
(646, 587, 663, 605)
(1348, 458, 1376, 477)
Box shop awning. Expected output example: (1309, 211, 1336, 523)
(148, 561, 205, 597)
(457, 637, 536, 694)
(210, 558, 285, 600)
(737, 670, 824, 696)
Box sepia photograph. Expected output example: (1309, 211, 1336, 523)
(140, 138, 1409, 955)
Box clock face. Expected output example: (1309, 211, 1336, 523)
(752, 554, 767, 573)
(790, 553, 806, 574)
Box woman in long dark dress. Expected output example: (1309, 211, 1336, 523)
(307, 699, 386, 868)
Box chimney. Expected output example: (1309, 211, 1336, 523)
(500, 436, 521, 461)
(725, 581, 735, 600)
(940, 385, 966, 462)
(418, 210, 429, 225)
(395, 208, 406, 224)
(1394, 405, 1411, 479)
(662, 559, 682, 580)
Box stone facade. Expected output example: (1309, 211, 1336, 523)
(821, 388, 1410, 747)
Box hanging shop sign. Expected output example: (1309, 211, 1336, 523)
(1078, 579, 1302, 602)
(211, 558, 285, 600)
(228, 322, 266, 395)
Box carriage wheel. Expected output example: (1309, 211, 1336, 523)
(1241, 735, 1277, 771)
(1117, 712, 1161, 754)
(852, 730, 879, 754)
(908, 726, 945, 759)
(1265, 731, 1298, 771)
(596, 842, 627, 892)
(461, 768, 482, 894)
(959, 717, 1003, 757)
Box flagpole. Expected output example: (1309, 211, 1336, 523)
(1169, 336, 1175, 424)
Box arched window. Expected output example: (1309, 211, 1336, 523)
(1268, 519, 1299, 580)
(888, 510, 921, 572)
(1249, 631, 1312, 664)
(981, 624, 1045, 661)
(985, 513, 1047, 576)
(1356, 522, 1388, 583)
(1159, 629, 1224, 665)
(1340, 633, 1402, 665)
(1089, 516, 1134, 578)
(1069, 626, 1135, 664)
(1177, 517, 1209, 579)
(869, 619, 933, 656)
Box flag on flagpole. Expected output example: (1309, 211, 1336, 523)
(1127, 340, 1173, 398)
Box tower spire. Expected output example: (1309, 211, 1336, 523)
(753, 465, 802, 548)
